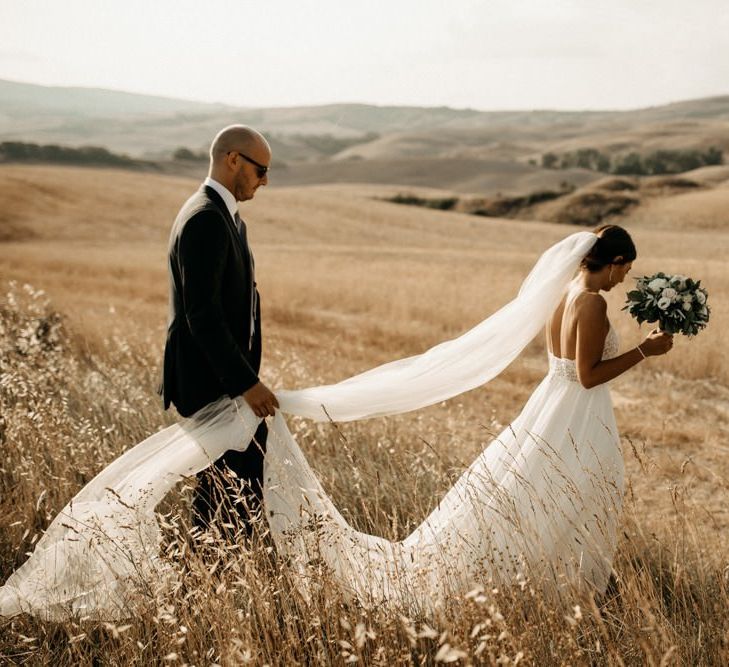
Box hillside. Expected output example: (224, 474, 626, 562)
(1, 80, 727, 195)
(271, 157, 600, 195)
(0, 162, 726, 371)
(0, 78, 232, 118)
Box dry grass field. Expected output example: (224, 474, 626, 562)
(1, 164, 729, 664)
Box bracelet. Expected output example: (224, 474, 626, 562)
(636, 345, 647, 359)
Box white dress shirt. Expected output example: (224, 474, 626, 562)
(203, 176, 238, 220)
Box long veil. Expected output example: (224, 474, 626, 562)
(0, 231, 598, 620)
(277, 231, 597, 421)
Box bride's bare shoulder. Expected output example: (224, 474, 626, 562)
(572, 291, 607, 319)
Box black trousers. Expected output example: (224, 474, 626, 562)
(191, 420, 268, 538)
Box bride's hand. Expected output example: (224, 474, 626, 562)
(640, 329, 674, 357)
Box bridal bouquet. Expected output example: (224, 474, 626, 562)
(624, 272, 710, 336)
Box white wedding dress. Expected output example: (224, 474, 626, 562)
(0, 231, 623, 620)
(264, 327, 622, 609)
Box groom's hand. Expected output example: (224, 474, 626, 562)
(243, 382, 279, 418)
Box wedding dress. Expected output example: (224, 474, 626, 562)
(0, 231, 622, 620)
(264, 326, 622, 609)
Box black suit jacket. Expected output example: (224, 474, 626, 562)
(161, 185, 261, 417)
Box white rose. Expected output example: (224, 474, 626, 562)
(695, 290, 707, 305)
(661, 287, 678, 301)
(657, 296, 672, 310)
(682, 301, 692, 311)
(648, 278, 668, 293)
(670, 275, 687, 290)
(700, 305, 708, 316)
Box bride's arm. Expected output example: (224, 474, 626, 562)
(575, 295, 672, 389)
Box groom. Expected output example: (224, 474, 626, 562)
(160, 125, 279, 537)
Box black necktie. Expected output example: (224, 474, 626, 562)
(235, 212, 257, 350)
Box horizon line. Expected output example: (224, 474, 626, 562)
(2, 75, 729, 116)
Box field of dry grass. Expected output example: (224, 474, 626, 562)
(1, 164, 729, 664)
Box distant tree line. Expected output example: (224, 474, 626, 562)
(386, 193, 459, 210)
(385, 182, 575, 218)
(173, 147, 207, 161)
(540, 146, 724, 175)
(0, 141, 143, 167)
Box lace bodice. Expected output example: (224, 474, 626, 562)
(549, 324, 619, 383)
(602, 325, 620, 360)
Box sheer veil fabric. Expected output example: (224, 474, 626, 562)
(0, 231, 614, 620)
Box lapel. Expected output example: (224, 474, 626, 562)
(201, 185, 237, 235)
(200, 184, 250, 263)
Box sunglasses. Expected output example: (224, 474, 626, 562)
(230, 151, 269, 179)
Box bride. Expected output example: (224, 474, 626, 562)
(0, 225, 672, 620)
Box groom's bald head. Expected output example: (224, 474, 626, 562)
(208, 125, 271, 202)
(209, 125, 271, 165)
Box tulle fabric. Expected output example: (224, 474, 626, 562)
(0, 399, 257, 620)
(276, 232, 598, 421)
(0, 231, 612, 620)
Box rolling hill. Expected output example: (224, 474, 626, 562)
(1, 79, 727, 195)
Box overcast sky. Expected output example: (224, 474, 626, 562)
(2, 0, 728, 111)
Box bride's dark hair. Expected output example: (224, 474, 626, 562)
(581, 224, 636, 272)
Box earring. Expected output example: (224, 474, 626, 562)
(608, 266, 614, 284)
